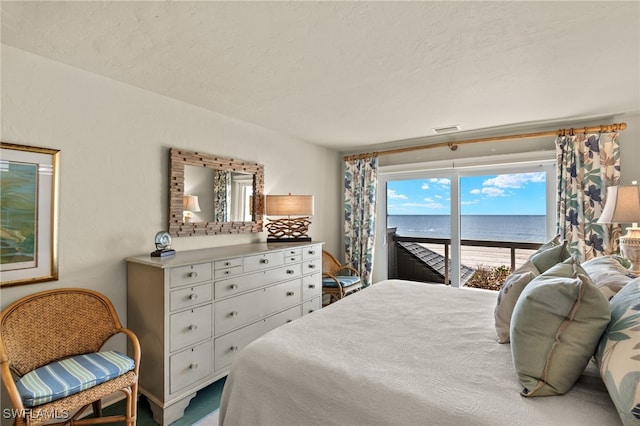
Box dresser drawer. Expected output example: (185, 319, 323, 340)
(302, 259, 321, 275)
(170, 283, 212, 312)
(169, 263, 212, 288)
(214, 257, 242, 270)
(243, 251, 283, 272)
(265, 263, 301, 283)
(284, 247, 302, 257)
(214, 320, 264, 372)
(264, 305, 302, 332)
(302, 297, 322, 315)
(169, 340, 213, 394)
(214, 265, 242, 279)
(215, 289, 265, 335)
(214, 270, 266, 300)
(214, 265, 301, 300)
(263, 278, 302, 315)
(284, 254, 302, 264)
(170, 304, 213, 352)
(302, 272, 321, 300)
(302, 244, 322, 260)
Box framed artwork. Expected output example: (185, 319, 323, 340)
(1, 142, 60, 287)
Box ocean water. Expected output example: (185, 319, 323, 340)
(387, 215, 546, 243)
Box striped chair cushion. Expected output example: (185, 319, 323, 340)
(16, 351, 135, 407)
(323, 276, 361, 288)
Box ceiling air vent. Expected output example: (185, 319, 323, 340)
(432, 125, 460, 134)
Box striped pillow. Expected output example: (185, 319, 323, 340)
(16, 351, 135, 407)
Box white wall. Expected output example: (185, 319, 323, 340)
(0, 46, 342, 320)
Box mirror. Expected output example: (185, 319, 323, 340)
(169, 148, 264, 237)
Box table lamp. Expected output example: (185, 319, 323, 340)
(183, 194, 201, 223)
(597, 182, 640, 273)
(265, 194, 314, 242)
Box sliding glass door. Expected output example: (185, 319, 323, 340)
(376, 156, 555, 287)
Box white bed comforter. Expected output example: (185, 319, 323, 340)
(219, 279, 619, 426)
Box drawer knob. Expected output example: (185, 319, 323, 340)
(230, 284, 238, 290)
(260, 258, 269, 264)
(309, 250, 315, 255)
(190, 363, 199, 370)
(286, 269, 295, 275)
(290, 257, 296, 261)
(230, 345, 238, 352)
(189, 272, 198, 278)
(309, 310, 314, 313)
(308, 264, 316, 269)
(286, 320, 293, 323)
(308, 284, 316, 289)
(189, 324, 198, 331)
(224, 270, 230, 275)
(230, 311, 238, 317)
(225, 261, 231, 266)
(189, 293, 198, 300)
(286, 291, 295, 296)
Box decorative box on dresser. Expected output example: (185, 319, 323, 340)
(126, 241, 323, 425)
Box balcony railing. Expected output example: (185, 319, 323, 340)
(388, 229, 542, 285)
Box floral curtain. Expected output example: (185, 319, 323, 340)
(344, 155, 378, 287)
(214, 170, 230, 222)
(556, 132, 621, 261)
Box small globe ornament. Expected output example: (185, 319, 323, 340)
(154, 231, 172, 250)
(151, 231, 175, 257)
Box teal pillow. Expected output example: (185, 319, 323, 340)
(510, 258, 611, 396)
(595, 277, 640, 425)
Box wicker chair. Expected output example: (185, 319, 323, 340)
(322, 250, 363, 306)
(0, 288, 140, 426)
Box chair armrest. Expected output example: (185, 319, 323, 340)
(338, 266, 361, 277)
(119, 327, 141, 376)
(0, 357, 25, 412)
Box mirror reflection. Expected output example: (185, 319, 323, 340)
(184, 165, 254, 223)
(168, 148, 264, 237)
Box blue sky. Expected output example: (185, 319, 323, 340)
(387, 172, 547, 215)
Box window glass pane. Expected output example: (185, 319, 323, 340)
(460, 172, 547, 288)
(386, 177, 452, 284)
(387, 177, 451, 237)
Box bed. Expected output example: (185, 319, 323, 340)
(219, 279, 622, 426)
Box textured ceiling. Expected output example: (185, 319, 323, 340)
(1, 1, 639, 151)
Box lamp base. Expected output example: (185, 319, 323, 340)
(620, 226, 640, 274)
(267, 237, 312, 243)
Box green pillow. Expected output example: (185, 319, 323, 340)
(529, 240, 571, 273)
(494, 235, 566, 344)
(510, 258, 611, 396)
(595, 277, 640, 425)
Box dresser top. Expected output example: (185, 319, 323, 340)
(126, 241, 324, 268)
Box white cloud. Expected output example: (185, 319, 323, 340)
(461, 200, 479, 205)
(483, 172, 545, 189)
(434, 194, 442, 199)
(387, 189, 408, 199)
(470, 189, 481, 195)
(429, 178, 451, 185)
(481, 187, 506, 197)
(421, 183, 430, 190)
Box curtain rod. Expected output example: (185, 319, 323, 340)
(343, 122, 627, 162)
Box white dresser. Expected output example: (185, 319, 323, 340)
(126, 241, 323, 425)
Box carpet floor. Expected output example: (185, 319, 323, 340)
(100, 377, 225, 425)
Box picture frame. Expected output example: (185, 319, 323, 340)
(1, 142, 60, 287)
